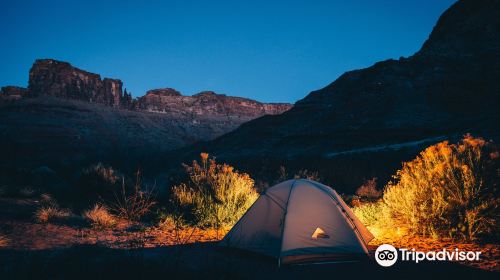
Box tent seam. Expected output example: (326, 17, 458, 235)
(277, 179, 298, 266)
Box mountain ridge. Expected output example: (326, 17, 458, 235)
(173, 0, 500, 191)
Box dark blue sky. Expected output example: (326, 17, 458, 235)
(0, 0, 456, 103)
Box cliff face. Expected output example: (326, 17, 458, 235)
(26, 59, 131, 108)
(179, 0, 500, 191)
(136, 89, 291, 118)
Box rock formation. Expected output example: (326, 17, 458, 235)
(136, 89, 291, 118)
(0, 86, 29, 100)
(27, 59, 132, 108)
(12, 58, 291, 117)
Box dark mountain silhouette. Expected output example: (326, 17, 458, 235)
(176, 0, 500, 191)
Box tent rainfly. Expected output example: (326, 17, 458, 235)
(220, 179, 374, 265)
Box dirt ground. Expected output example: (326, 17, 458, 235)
(0, 198, 498, 279)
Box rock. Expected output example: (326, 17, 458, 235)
(28, 59, 127, 108)
(135, 89, 292, 118)
(145, 88, 181, 96)
(1, 86, 28, 100)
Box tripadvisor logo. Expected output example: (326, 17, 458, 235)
(375, 244, 398, 267)
(374, 244, 482, 267)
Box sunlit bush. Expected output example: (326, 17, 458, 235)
(353, 201, 396, 239)
(383, 135, 499, 240)
(83, 204, 117, 229)
(171, 153, 258, 228)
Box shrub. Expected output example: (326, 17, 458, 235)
(276, 166, 321, 183)
(157, 209, 197, 244)
(171, 153, 258, 228)
(383, 135, 499, 240)
(18, 187, 37, 197)
(0, 234, 8, 247)
(353, 201, 396, 239)
(35, 206, 71, 223)
(76, 163, 121, 204)
(294, 169, 320, 181)
(83, 204, 117, 229)
(355, 178, 382, 200)
(109, 170, 156, 221)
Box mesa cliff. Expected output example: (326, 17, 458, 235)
(2, 59, 291, 118)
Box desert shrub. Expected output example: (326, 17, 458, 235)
(355, 178, 382, 200)
(276, 166, 321, 183)
(157, 209, 197, 244)
(35, 206, 71, 223)
(40, 193, 55, 203)
(83, 204, 117, 229)
(18, 187, 37, 197)
(109, 170, 156, 221)
(0, 234, 8, 247)
(0, 185, 38, 198)
(353, 201, 396, 239)
(76, 163, 121, 204)
(383, 135, 499, 241)
(171, 153, 258, 228)
(294, 169, 320, 181)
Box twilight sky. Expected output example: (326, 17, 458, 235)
(0, 0, 456, 103)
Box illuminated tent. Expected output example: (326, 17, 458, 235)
(220, 179, 374, 265)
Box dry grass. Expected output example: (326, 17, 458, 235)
(34, 206, 71, 223)
(171, 153, 258, 229)
(83, 204, 117, 229)
(109, 170, 156, 221)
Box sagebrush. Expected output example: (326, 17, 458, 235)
(355, 135, 499, 241)
(171, 153, 258, 228)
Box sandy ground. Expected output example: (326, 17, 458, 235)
(0, 198, 498, 279)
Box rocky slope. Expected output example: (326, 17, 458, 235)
(178, 0, 500, 191)
(0, 60, 291, 180)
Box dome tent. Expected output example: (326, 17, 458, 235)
(220, 179, 374, 265)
